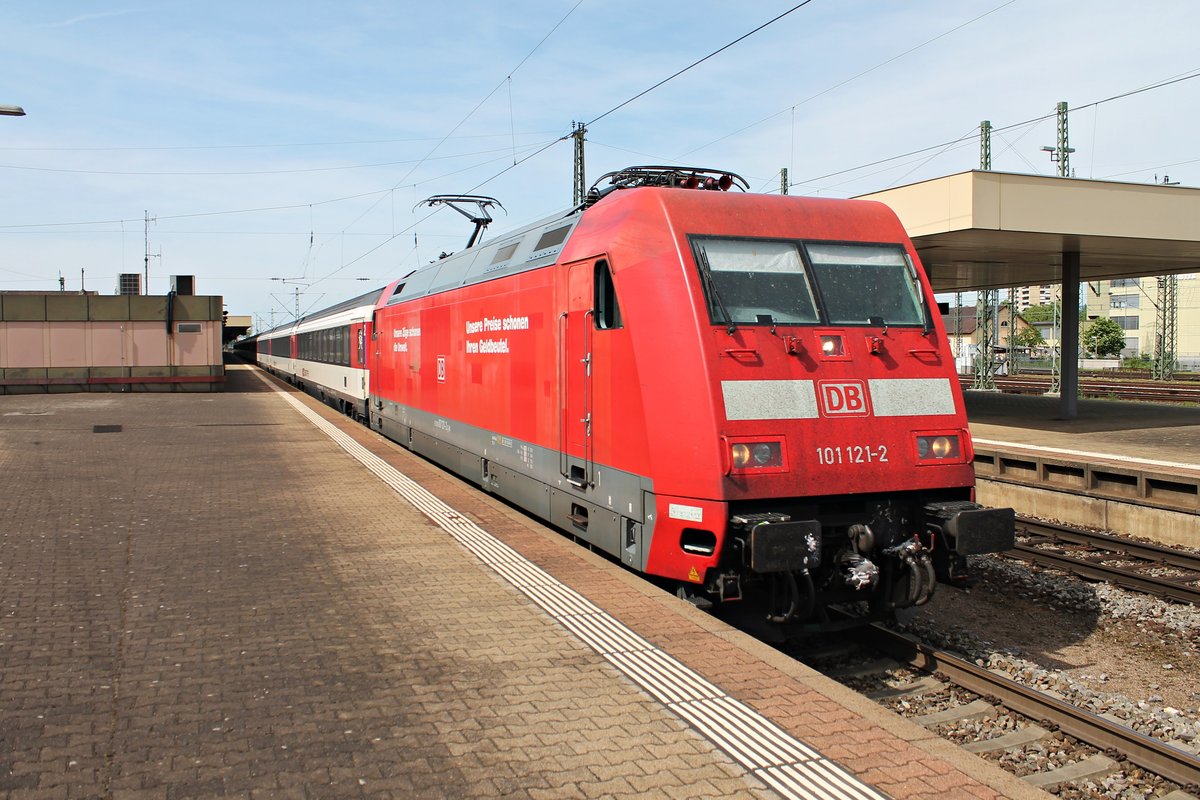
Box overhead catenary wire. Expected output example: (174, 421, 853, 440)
(0, 130, 563, 153)
(305, 0, 588, 284)
(677, 0, 1019, 160)
(0, 141, 557, 232)
(311, 1, 822, 288)
(9, 10, 1200, 305)
(791, 68, 1200, 190)
(584, 1, 816, 129)
(8, 68, 1198, 235)
(0, 140, 561, 178)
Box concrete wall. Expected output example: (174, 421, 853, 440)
(0, 294, 224, 393)
(977, 480, 1198, 549)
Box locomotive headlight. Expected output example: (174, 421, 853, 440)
(819, 335, 845, 356)
(916, 435, 960, 460)
(729, 441, 784, 471)
(731, 443, 751, 468)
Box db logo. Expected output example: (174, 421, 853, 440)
(818, 380, 870, 416)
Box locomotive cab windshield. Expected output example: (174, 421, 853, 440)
(691, 236, 925, 328)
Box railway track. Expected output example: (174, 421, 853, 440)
(805, 522, 1200, 794)
(961, 375, 1200, 403)
(806, 617, 1200, 794)
(1008, 517, 1200, 605)
(849, 622, 1200, 792)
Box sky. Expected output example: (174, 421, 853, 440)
(2, 0, 1198, 331)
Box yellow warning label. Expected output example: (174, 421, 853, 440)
(688, 566, 701, 582)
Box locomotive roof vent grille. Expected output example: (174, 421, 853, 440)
(586, 165, 749, 206)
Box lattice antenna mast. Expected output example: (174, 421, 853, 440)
(972, 289, 999, 390)
(1056, 102, 1071, 177)
(952, 292, 963, 363)
(143, 210, 158, 295)
(1152, 275, 1179, 380)
(419, 195, 505, 249)
(979, 120, 992, 170)
(571, 122, 587, 207)
(1007, 287, 1020, 375)
(1047, 283, 1062, 395)
(1041, 102, 1075, 178)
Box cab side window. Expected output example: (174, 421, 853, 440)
(593, 260, 622, 330)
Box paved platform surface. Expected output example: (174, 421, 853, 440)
(0, 366, 1045, 799)
(965, 390, 1200, 474)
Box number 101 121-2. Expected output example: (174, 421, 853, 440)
(817, 444, 888, 465)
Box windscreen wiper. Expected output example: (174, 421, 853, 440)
(697, 248, 737, 335)
(904, 253, 934, 335)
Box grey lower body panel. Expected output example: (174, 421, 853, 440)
(372, 398, 656, 571)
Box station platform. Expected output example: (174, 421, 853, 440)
(0, 365, 1045, 800)
(963, 391, 1200, 546)
(964, 390, 1200, 470)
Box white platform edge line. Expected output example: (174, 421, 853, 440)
(676, 696, 819, 769)
(758, 764, 873, 800)
(671, 700, 773, 769)
(521, 583, 595, 618)
(760, 762, 890, 800)
(705, 696, 822, 761)
(567, 613, 656, 653)
(604, 651, 694, 705)
(559, 615, 635, 656)
(973, 437, 1199, 472)
(634, 648, 724, 700)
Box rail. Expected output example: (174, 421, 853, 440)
(961, 375, 1200, 404)
(1007, 517, 1200, 605)
(855, 621, 1200, 788)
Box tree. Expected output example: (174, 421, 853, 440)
(1010, 326, 1045, 354)
(1012, 302, 1089, 323)
(1017, 302, 1056, 323)
(1082, 317, 1126, 358)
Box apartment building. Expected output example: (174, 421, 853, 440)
(1085, 275, 1199, 366)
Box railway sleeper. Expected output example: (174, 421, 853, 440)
(824, 657, 894, 679)
(867, 674, 942, 700)
(962, 724, 1051, 754)
(1022, 753, 1120, 790)
(913, 698, 997, 728)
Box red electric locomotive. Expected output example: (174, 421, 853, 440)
(272, 166, 1015, 633)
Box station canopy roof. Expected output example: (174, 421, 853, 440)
(857, 171, 1200, 294)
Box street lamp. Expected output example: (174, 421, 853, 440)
(0, 105, 26, 117)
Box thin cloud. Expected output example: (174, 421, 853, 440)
(40, 8, 138, 28)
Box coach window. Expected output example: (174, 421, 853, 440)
(593, 260, 622, 329)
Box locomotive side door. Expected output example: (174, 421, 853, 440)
(561, 260, 594, 488)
